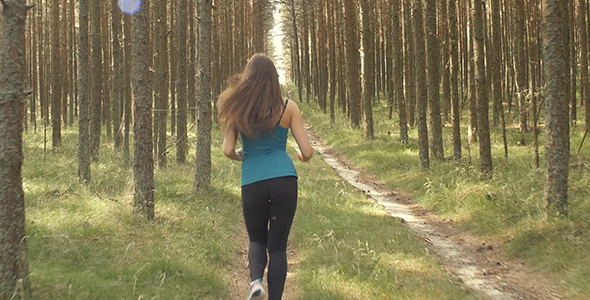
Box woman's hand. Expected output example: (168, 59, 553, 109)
(295, 147, 304, 162)
(235, 148, 243, 161)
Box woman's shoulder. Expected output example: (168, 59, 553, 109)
(284, 98, 301, 113)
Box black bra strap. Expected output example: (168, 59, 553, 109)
(278, 99, 289, 124)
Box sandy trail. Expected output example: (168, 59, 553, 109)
(304, 120, 563, 300)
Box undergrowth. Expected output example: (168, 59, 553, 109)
(293, 85, 590, 299)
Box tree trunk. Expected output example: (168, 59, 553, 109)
(403, 0, 415, 127)
(441, 0, 450, 122)
(154, 0, 169, 167)
(68, 0, 76, 125)
(336, 0, 347, 115)
(188, 0, 196, 124)
(169, 0, 176, 137)
(570, 0, 577, 125)
(467, 0, 477, 144)
(112, 0, 124, 150)
(491, 0, 502, 128)
(101, 0, 111, 140)
(449, 0, 461, 161)
(361, 0, 374, 139)
(583, 1, 590, 130)
(543, 0, 570, 217)
(344, 0, 362, 128)
(78, 0, 91, 183)
(318, 0, 328, 113)
(302, 0, 311, 102)
(414, 0, 429, 169)
(195, 0, 213, 191)
(290, 0, 303, 103)
(123, 14, 132, 162)
(0, 0, 31, 296)
(61, 0, 69, 128)
(426, 0, 443, 159)
(30, 1, 37, 131)
(310, 2, 319, 105)
(176, 0, 188, 163)
(327, 0, 336, 122)
(392, 0, 408, 143)
(473, 0, 492, 176)
(52, 0, 62, 149)
(516, 0, 528, 144)
(253, 0, 265, 53)
(90, 0, 102, 160)
(132, 0, 155, 220)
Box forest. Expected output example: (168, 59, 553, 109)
(0, 0, 587, 299)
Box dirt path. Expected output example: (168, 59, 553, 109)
(223, 219, 299, 300)
(303, 121, 564, 300)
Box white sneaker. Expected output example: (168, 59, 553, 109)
(246, 278, 265, 300)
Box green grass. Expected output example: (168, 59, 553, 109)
(292, 85, 590, 299)
(293, 163, 478, 299)
(24, 128, 241, 299)
(22, 119, 477, 299)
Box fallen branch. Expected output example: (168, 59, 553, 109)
(577, 127, 589, 155)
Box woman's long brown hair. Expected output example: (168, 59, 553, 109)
(217, 53, 284, 137)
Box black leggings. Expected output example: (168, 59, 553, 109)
(241, 176, 298, 300)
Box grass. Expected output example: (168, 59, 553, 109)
(292, 85, 590, 299)
(24, 128, 241, 299)
(22, 117, 478, 299)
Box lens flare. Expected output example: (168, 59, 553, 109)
(118, 0, 142, 15)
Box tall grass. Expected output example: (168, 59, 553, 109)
(294, 86, 590, 299)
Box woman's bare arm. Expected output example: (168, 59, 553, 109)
(289, 102, 313, 162)
(222, 129, 242, 161)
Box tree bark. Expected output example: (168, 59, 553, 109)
(327, 0, 336, 122)
(344, 0, 362, 128)
(123, 14, 132, 162)
(414, 0, 429, 169)
(112, 0, 124, 150)
(101, 0, 111, 140)
(569, 0, 577, 125)
(195, 0, 213, 191)
(426, 0, 443, 159)
(473, 0, 493, 176)
(302, 0, 311, 102)
(404, 0, 415, 127)
(0, 0, 31, 296)
(132, 0, 155, 220)
(392, 0, 408, 143)
(176, 0, 188, 163)
(336, 0, 347, 115)
(52, 0, 62, 149)
(515, 0, 528, 144)
(467, 0, 477, 144)
(154, 0, 169, 167)
(440, 0, 450, 122)
(361, 0, 374, 139)
(90, 0, 103, 160)
(169, 0, 176, 137)
(448, 0, 461, 161)
(543, 0, 570, 216)
(491, 0, 502, 128)
(78, 0, 91, 183)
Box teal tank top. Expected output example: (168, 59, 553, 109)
(240, 102, 297, 186)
